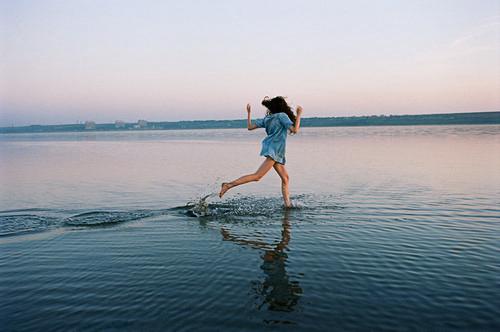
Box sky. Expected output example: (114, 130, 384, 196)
(0, 0, 499, 126)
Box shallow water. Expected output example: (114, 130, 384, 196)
(1, 125, 499, 331)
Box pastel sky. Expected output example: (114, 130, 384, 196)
(1, 0, 499, 125)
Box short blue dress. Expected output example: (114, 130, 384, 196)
(254, 112, 293, 164)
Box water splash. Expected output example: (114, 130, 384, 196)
(0, 214, 61, 237)
(0, 194, 340, 237)
(65, 210, 156, 226)
(186, 193, 217, 217)
(185, 195, 305, 219)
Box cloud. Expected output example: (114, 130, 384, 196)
(412, 16, 499, 65)
(450, 15, 500, 48)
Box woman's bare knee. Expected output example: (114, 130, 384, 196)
(254, 172, 265, 181)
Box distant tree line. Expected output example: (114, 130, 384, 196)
(1, 111, 499, 134)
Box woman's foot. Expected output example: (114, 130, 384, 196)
(219, 182, 231, 198)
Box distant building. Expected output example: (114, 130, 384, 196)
(115, 120, 125, 129)
(84, 121, 96, 130)
(136, 120, 148, 129)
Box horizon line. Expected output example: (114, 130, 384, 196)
(1, 110, 499, 129)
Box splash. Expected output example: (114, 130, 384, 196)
(185, 195, 303, 219)
(186, 193, 216, 217)
(0, 214, 60, 237)
(65, 210, 156, 226)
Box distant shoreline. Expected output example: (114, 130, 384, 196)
(1, 111, 499, 134)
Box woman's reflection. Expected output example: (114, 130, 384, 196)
(221, 209, 302, 312)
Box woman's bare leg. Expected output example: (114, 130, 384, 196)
(219, 157, 276, 198)
(273, 163, 291, 207)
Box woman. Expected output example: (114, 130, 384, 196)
(219, 96, 303, 207)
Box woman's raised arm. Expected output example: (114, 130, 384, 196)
(247, 103, 258, 130)
(290, 106, 303, 133)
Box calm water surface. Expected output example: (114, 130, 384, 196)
(1, 125, 499, 331)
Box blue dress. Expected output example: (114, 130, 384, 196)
(254, 113, 293, 164)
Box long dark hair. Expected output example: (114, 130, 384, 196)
(261, 96, 296, 126)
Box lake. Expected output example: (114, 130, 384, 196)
(1, 125, 499, 331)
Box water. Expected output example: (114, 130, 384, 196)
(1, 125, 499, 331)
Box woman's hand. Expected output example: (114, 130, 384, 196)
(290, 106, 303, 134)
(296, 105, 303, 116)
(246, 104, 257, 130)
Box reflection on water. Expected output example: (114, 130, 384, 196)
(221, 209, 303, 318)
